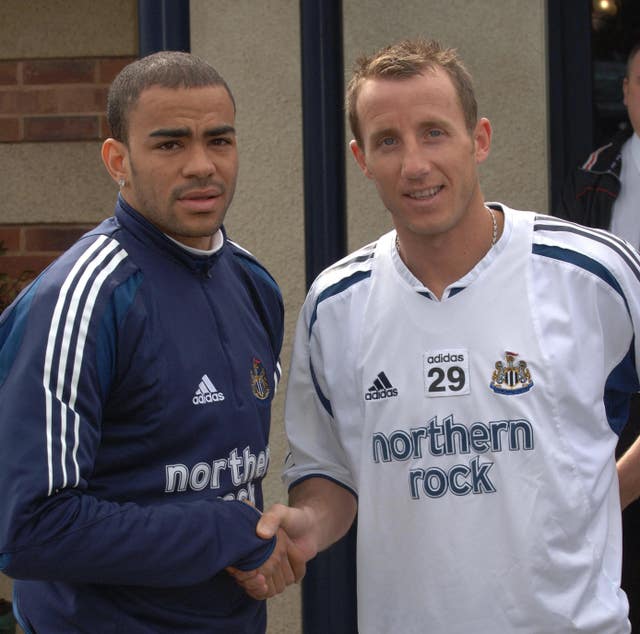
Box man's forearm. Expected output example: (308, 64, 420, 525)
(617, 435, 640, 510)
(288, 477, 358, 553)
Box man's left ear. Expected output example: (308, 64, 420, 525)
(474, 117, 492, 164)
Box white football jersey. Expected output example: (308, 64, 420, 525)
(283, 204, 640, 633)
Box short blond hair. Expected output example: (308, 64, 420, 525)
(346, 39, 477, 147)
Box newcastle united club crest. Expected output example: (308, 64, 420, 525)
(250, 357, 270, 400)
(490, 351, 534, 395)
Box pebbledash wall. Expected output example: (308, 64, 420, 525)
(0, 1, 548, 633)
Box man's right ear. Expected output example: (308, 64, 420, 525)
(349, 140, 373, 179)
(101, 138, 129, 187)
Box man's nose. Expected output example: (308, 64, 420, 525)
(183, 143, 216, 178)
(401, 141, 430, 180)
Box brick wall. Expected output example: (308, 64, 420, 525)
(0, 56, 135, 143)
(0, 55, 134, 308)
(0, 224, 94, 310)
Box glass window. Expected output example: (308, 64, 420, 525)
(591, 0, 640, 144)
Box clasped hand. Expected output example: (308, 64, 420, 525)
(227, 503, 317, 600)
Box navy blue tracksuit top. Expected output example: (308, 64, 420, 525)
(0, 196, 284, 632)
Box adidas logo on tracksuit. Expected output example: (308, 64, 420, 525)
(192, 374, 225, 405)
(365, 371, 398, 401)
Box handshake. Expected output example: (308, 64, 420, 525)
(227, 502, 318, 600)
(228, 478, 357, 599)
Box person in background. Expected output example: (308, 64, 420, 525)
(235, 38, 640, 633)
(558, 40, 640, 630)
(0, 51, 303, 633)
(558, 42, 640, 239)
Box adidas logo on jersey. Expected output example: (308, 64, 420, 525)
(192, 374, 225, 405)
(365, 371, 398, 401)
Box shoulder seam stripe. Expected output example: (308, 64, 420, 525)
(309, 269, 372, 336)
(324, 246, 376, 275)
(534, 219, 640, 285)
(532, 243, 626, 302)
(229, 239, 281, 296)
(227, 238, 251, 257)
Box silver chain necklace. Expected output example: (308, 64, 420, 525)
(487, 206, 498, 246)
(394, 206, 498, 256)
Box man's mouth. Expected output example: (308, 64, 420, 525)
(406, 185, 443, 200)
(179, 188, 222, 201)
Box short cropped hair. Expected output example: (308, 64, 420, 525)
(107, 51, 235, 144)
(346, 39, 477, 147)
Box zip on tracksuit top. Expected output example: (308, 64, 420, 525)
(0, 196, 284, 633)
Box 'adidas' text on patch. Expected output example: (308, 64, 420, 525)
(193, 374, 225, 405)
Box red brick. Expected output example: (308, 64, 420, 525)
(98, 57, 136, 83)
(23, 59, 96, 85)
(24, 116, 99, 141)
(53, 85, 109, 113)
(24, 225, 92, 252)
(0, 254, 55, 279)
(0, 227, 21, 252)
(0, 88, 58, 115)
(0, 62, 18, 86)
(0, 117, 20, 142)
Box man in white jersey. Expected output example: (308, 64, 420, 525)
(234, 39, 640, 633)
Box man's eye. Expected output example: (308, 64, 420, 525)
(380, 137, 396, 146)
(158, 141, 180, 150)
(211, 137, 232, 146)
(427, 129, 443, 138)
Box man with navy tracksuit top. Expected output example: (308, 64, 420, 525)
(0, 52, 302, 632)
